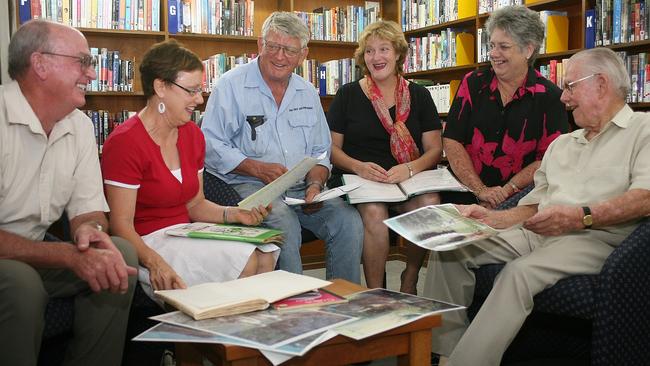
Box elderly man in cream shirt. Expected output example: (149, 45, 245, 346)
(425, 47, 650, 366)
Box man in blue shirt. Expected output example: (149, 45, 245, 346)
(201, 12, 363, 283)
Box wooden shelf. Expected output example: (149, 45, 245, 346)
(403, 16, 477, 37)
(79, 28, 166, 38)
(169, 33, 258, 42)
(86, 92, 145, 97)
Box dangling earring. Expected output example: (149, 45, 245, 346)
(158, 101, 166, 114)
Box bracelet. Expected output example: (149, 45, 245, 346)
(306, 181, 324, 191)
(223, 207, 230, 224)
(406, 163, 414, 178)
(508, 181, 520, 193)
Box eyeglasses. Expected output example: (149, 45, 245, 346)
(263, 40, 303, 58)
(170, 81, 203, 96)
(563, 73, 600, 94)
(41, 52, 97, 69)
(488, 43, 514, 53)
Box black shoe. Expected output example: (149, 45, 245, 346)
(431, 353, 441, 366)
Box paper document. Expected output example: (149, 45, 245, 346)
(383, 204, 498, 251)
(283, 183, 361, 206)
(238, 152, 327, 210)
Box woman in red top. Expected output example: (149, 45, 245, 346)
(101, 40, 278, 298)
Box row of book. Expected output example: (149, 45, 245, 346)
(19, 0, 161, 31)
(87, 48, 135, 93)
(316, 59, 362, 96)
(293, 3, 380, 43)
(202, 53, 256, 92)
(168, 0, 254, 36)
(401, 0, 468, 31)
(539, 52, 649, 103)
(478, 0, 523, 15)
(84, 109, 134, 152)
(594, 0, 650, 47)
(404, 30, 474, 73)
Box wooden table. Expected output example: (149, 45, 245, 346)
(175, 279, 441, 366)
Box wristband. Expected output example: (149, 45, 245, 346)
(223, 207, 230, 224)
(306, 181, 324, 191)
(508, 181, 520, 193)
(406, 163, 414, 178)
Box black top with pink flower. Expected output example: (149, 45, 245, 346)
(444, 66, 570, 187)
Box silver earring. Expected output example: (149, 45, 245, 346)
(158, 101, 166, 114)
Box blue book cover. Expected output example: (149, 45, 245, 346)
(586, 9, 596, 49)
(18, 0, 31, 24)
(318, 64, 327, 97)
(125, 0, 132, 30)
(168, 0, 178, 34)
(613, 0, 621, 43)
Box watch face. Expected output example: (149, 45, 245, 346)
(583, 215, 593, 227)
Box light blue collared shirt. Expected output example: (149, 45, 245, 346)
(201, 58, 332, 185)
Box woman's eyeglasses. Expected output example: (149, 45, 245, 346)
(170, 81, 203, 96)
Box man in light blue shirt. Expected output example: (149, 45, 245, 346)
(201, 12, 363, 283)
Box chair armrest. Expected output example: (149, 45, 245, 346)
(593, 219, 650, 366)
(203, 171, 242, 206)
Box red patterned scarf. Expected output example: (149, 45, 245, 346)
(366, 75, 420, 163)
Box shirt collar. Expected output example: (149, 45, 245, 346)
(569, 104, 633, 142)
(4, 80, 76, 138)
(487, 66, 547, 99)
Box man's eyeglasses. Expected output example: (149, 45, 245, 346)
(563, 73, 600, 94)
(41, 52, 97, 69)
(263, 40, 303, 58)
(170, 80, 203, 97)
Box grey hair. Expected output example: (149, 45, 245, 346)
(261, 12, 310, 48)
(569, 48, 630, 99)
(485, 5, 545, 65)
(8, 19, 57, 79)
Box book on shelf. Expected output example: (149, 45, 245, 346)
(237, 152, 326, 210)
(154, 270, 331, 320)
(585, 8, 596, 49)
(165, 222, 283, 245)
(342, 168, 468, 205)
(383, 204, 499, 251)
(271, 288, 348, 310)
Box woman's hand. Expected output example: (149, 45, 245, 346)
(477, 186, 510, 209)
(386, 163, 411, 184)
(144, 253, 186, 291)
(231, 205, 270, 226)
(354, 162, 388, 182)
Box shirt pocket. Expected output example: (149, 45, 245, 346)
(287, 115, 319, 152)
(238, 115, 272, 158)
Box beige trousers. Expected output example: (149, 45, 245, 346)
(423, 228, 626, 366)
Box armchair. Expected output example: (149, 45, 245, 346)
(468, 186, 650, 365)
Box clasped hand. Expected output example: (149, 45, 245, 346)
(71, 223, 137, 294)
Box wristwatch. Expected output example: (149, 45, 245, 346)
(582, 207, 593, 229)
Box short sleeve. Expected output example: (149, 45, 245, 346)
(443, 71, 475, 142)
(327, 83, 351, 134)
(101, 129, 144, 189)
(413, 83, 442, 132)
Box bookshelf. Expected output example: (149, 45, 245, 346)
(397, 0, 650, 109)
(14, 0, 650, 117)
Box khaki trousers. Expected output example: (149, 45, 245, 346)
(423, 228, 625, 366)
(0, 237, 137, 366)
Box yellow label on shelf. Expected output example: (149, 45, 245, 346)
(456, 33, 475, 66)
(525, 0, 545, 4)
(546, 15, 569, 53)
(450, 80, 461, 101)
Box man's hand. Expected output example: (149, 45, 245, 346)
(523, 206, 584, 236)
(254, 161, 288, 184)
(456, 204, 515, 229)
(354, 162, 388, 182)
(302, 183, 324, 214)
(69, 245, 138, 294)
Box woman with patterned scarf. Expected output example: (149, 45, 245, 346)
(327, 20, 443, 294)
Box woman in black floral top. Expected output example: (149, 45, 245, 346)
(444, 5, 570, 208)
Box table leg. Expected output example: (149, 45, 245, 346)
(175, 343, 204, 366)
(397, 328, 432, 366)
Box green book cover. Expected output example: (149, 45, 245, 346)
(165, 223, 283, 244)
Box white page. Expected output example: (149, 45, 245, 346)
(398, 168, 469, 196)
(342, 175, 407, 204)
(283, 183, 361, 206)
(238, 152, 326, 210)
